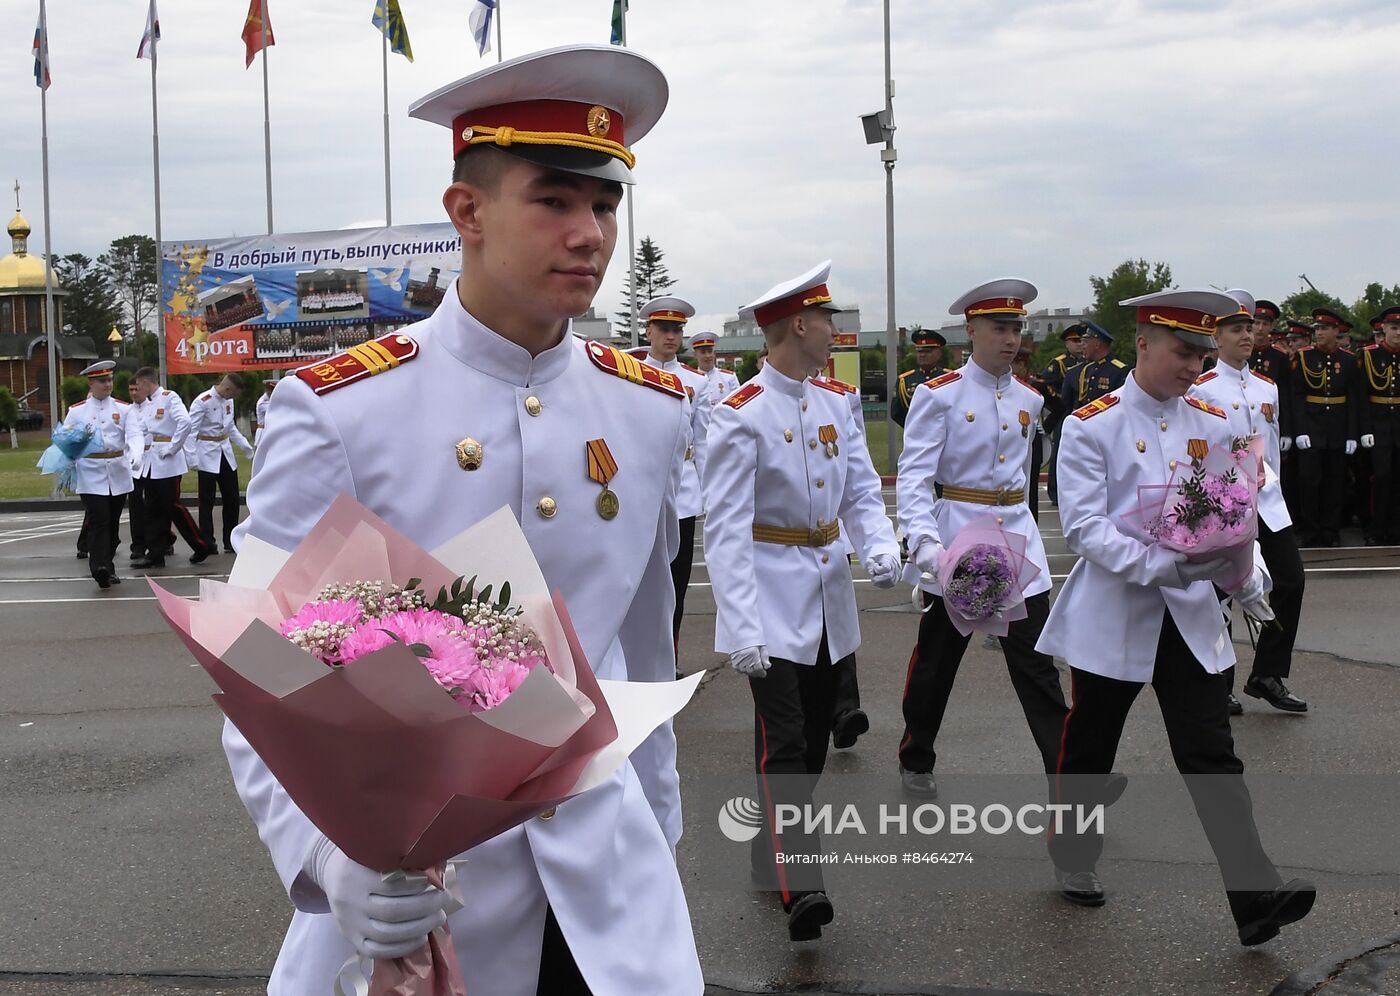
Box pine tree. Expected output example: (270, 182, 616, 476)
(615, 236, 677, 341)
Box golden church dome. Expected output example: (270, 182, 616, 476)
(0, 209, 62, 292)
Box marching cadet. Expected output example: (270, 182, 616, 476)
(895, 280, 1068, 798)
(129, 367, 212, 568)
(890, 327, 947, 426)
(188, 374, 255, 554)
(1189, 292, 1307, 714)
(254, 376, 276, 447)
(639, 296, 710, 662)
(1360, 306, 1400, 544)
(124, 376, 155, 561)
(226, 45, 703, 994)
(1040, 323, 1087, 504)
(1291, 309, 1361, 546)
(61, 361, 143, 589)
(1061, 321, 1128, 411)
(1039, 287, 1315, 946)
(690, 330, 740, 405)
(705, 260, 900, 942)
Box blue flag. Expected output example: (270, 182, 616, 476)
(469, 0, 495, 57)
(372, 0, 413, 62)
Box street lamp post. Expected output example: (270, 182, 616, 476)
(860, 0, 899, 472)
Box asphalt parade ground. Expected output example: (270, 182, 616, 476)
(1, 494, 1398, 996)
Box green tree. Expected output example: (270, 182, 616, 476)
(54, 253, 120, 355)
(1088, 259, 1174, 361)
(100, 234, 160, 348)
(736, 352, 759, 383)
(1351, 282, 1400, 329)
(113, 371, 132, 402)
(1280, 287, 1347, 324)
(61, 375, 88, 409)
(615, 236, 677, 342)
(0, 386, 18, 448)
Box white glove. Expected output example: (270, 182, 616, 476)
(306, 833, 449, 960)
(1234, 567, 1275, 623)
(1361, 435, 1375, 449)
(130, 460, 143, 475)
(912, 540, 946, 584)
(1280, 437, 1291, 453)
(730, 645, 772, 678)
(1345, 439, 1358, 456)
(1294, 434, 1311, 451)
(1174, 555, 1231, 587)
(865, 553, 900, 589)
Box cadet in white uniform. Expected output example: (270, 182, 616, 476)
(638, 296, 710, 662)
(705, 261, 900, 942)
(61, 361, 142, 588)
(1038, 288, 1315, 945)
(896, 280, 1067, 798)
(1189, 290, 1307, 714)
(225, 46, 702, 995)
(188, 374, 254, 553)
(690, 330, 740, 405)
(129, 367, 211, 568)
(253, 377, 276, 447)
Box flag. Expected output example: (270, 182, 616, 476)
(372, 0, 413, 62)
(468, 0, 495, 57)
(242, 0, 275, 68)
(610, 0, 629, 45)
(136, 0, 160, 60)
(32, 5, 51, 90)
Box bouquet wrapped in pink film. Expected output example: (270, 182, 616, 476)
(1123, 436, 1265, 593)
(934, 514, 1043, 637)
(149, 494, 700, 996)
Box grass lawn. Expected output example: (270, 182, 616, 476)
(0, 432, 252, 500)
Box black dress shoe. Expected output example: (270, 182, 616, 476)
(1243, 676, 1308, 713)
(1237, 878, 1316, 946)
(76, 550, 88, 560)
(189, 548, 211, 565)
(1227, 692, 1244, 715)
(1053, 867, 1105, 907)
(94, 566, 111, 589)
(1325, 533, 1341, 547)
(785, 891, 834, 941)
(109, 572, 122, 584)
(831, 709, 869, 750)
(131, 557, 165, 569)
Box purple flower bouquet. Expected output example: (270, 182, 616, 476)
(936, 515, 1043, 637)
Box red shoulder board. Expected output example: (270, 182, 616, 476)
(921, 371, 962, 391)
(1193, 371, 1218, 385)
(295, 333, 419, 396)
(1251, 370, 1275, 385)
(1015, 374, 1041, 396)
(809, 376, 850, 396)
(70, 399, 87, 408)
(724, 383, 763, 410)
(683, 363, 700, 373)
(1185, 396, 1227, 419)
(1364, 342, 1379, 351)
(1072, 395, 1120, 420)
(585, 341, 686, 399)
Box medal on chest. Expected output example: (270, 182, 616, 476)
(818, 424, 839, 457)
(586, 438, 620, 521)
(1018, 410, 1030, 438)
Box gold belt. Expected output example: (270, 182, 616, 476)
(1305, 395, 1347, 405)
(151, 434, 172, 442)
(752, 522, 842, 547)
(941, 484, 1025, 506)
(1369, 396, 1400, 405)
(197, 433, 228, 442)
(88, 450, 124, 460)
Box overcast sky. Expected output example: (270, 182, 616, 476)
(4, 0, 1398, 334)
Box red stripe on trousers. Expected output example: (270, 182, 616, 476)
(756, 715, 791, 904)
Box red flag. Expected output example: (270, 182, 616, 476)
(241, 0, 274, 68)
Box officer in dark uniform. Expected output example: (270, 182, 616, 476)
(1360, 306, 1400, 543)
(1291, 309, 1361, 546)
(1280, 319, 1312, 519)
(890, 328, 947, 427)
(1040, 324, 1087, 504)
(1061, 321, 1128, 411)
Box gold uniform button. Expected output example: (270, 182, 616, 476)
(1169, 459, 1178, 470)
(816, 479, 825, 488)
(784, 429, 794, 443)
(802, 401, 808, 411)
(539, 807, 556, 821)
(1232, 402, 1240, 410)
(1160, 421, 1169, 432)
(525, 396, 543, 416)
(537, 496, 557, 518)
(809, 439, 818, 449)
(998, 454, 1006, 463)
(996, 516, 1004, 525)
(821, 554, 831, 564)
(1001, 423, 1008, 431)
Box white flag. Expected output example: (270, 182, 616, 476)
(468, 0, 495, 57)
(136, 0, 160, 60)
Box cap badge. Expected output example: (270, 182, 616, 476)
(460, 126, 474, 142)
(586, 105, 611, 137)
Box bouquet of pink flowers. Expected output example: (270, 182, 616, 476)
(918, 514, 1043, 637)
(1127, 436, 1264, 592)
(149, 494, 700, 996)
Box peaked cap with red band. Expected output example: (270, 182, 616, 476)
(1311, 307, 1353, 333)
(641, 296, 695, 326)
(1254, 299, 1281, 320)
(949, 278, 1038, 320)
(740, 260, 842, 329)
(688, 331, 718, 348)
(408, 45, 668, 185)
(1378, 306, 1400, 326)
(1120, 288, 1238, 349)
(1219, 287, 1256, 324)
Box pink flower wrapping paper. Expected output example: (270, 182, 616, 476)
(935, 514, 1043, 637)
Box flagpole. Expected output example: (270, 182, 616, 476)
(619, 3, 638, 349)
(260, 4, 273, 234)
(495, 0, 502, 63)
(381, 26, 392, 225)
(38, 0, 58, 433)
(150, 19, 167, 383)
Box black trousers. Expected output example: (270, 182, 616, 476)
(1280, 449, 1303, 523)
(1371, 439, 1400, 540)
(197, 455, 241, 549)
(1296, 445, 1346, 538)
(78, 492, 126, 578)
(750, 637, 838, 903)
(75, 511, 90, 555)
(1247, 521, 1304, 680)
(128, 477, 149, 556)
(143, 475, 211, 559)
(1349, 449, 1373, 531)
(833, 653, 861, 725)
(1046, 423, 1064, 501)
(669, 516, 696, 653)
(537, 905, 589, 995)
(899, 590, 1067, 774)
(1050, 610, 1283, 924)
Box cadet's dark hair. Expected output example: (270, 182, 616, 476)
(451, 146, 511, 191)
(221, 373, 245, 391)
(133, 366, 159, 383)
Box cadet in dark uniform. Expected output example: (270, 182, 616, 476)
(1291, 309, 1361, 546)
(890, 328, 946, 427)
(1360, 306, 1400, 543)
(1280, 319, 1313, 519)
(1062, 322, 1129, 411)
(1040, 324, 1087, 504)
